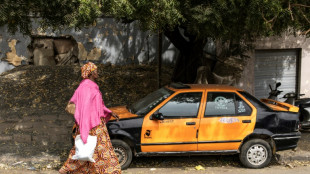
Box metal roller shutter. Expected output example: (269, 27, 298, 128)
(254, 49, 298, 101)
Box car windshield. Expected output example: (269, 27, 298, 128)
(130, 87, 174, 115)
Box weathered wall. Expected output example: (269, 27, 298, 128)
(237, 54, 255, 94)
(0, 18, 178, 72)
(0, 112, 74, 158)
(0, 60, 14, 74)
(0, 64, 173, 160)
(254, 32, 310, 98)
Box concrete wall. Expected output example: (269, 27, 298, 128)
(237, 53, 255, 94)
(254, 32, 310, 98)
(0, 113, 74, 156)
(0, 18, 178, 73)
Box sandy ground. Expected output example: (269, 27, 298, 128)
(1, 165, 310, 174)
(0, 129, 309, 174)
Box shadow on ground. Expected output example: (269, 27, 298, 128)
(127, 154, 281, 169)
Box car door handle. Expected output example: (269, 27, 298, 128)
(242, 120, 251, 123)
(186, 122, 196, 125)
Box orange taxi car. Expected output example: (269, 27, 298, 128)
(107, 83, 301, 169)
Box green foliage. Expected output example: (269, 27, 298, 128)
(0, 0, 81, 34)
(99, 0, 184, 32)
(97, 0, 310, 55)
(1, 0, 310, 56)
(71, 0, 102, 28)
(0, 0, 33, 34)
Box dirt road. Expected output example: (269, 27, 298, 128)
(1, 164, 310, 174)
(1, 130, 309, 174)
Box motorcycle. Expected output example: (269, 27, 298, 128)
(262, 82, 310, 129)
(267, 82, 283, 101)
(283, 92, 310, 129)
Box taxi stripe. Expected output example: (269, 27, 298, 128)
(141, 140, 242, 146)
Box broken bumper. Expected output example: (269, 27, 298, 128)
(301, 121, 310, 129)
(272, 132, 301, 151)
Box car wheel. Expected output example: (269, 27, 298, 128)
(111, 139, 133, 170)
(239, 139, 272, 169)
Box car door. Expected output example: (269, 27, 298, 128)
(141, 91, 205, 152)
(198, 91, 256, 151)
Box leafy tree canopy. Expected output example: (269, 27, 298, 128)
(2, 1, 310, 39)
(1, 0, 310, 82)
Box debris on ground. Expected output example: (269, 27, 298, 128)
(27, 166, 36, 170)
(195, 165, 205, 170)
(11, 161, 23, 166)
(285, 163, 294, 169)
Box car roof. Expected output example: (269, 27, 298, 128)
(166, 83, 244, 91)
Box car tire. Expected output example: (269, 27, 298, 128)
(111, 139, 133, 170)
(239, 139, 272, 169)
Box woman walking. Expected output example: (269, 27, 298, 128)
(59, 62, 121, 174)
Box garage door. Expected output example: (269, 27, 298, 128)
(254, 49, 299, 101)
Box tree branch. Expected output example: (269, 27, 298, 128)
(261, 11, 278, 24)
(298, 9, 310, 35)
(301, 28, 310, 35)
(260, 8, 278, 30)
(288, 2, 294, 21)
(164, 27, 189, 50)
(291, 4, 310, 8)
(300, 9, 310, 24)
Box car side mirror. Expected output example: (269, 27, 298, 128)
(150, 112, 164, 120)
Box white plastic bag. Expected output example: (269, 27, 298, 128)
(72, 135, 97, 162)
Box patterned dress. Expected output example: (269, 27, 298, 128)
(59, 119, 121, 174)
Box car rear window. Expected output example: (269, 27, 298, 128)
(205, 92, 252, 116)
(238, 91, 272, 111)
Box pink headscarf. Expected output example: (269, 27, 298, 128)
(70, 79, 112, 144)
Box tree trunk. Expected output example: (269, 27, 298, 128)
(158, 31, 162, 88)
(165, 28, 206, 83)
